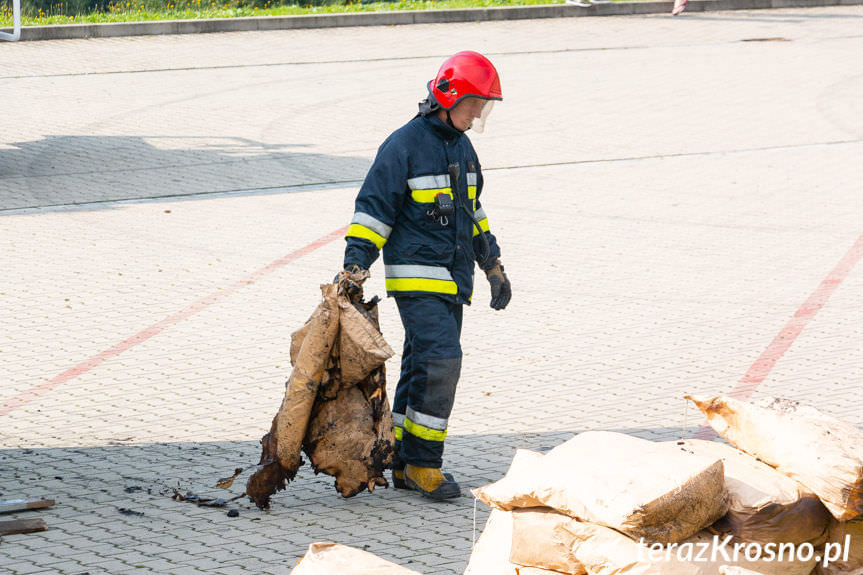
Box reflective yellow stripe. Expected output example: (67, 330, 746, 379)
(472, 218, 490, 237)
(394, 426, 403, 441)
(411, 188, 452, 203)
(386, 277, 458, 295)
(412, 187, 472, 203)
(404, 418, 447, 442)
(346, 223, 386, 249)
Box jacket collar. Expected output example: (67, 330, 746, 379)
(422, 113, 463, 142)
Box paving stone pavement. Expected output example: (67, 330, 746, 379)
(2, 7, 863, 574)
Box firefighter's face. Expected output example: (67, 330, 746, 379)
(448, 97, 487, 131)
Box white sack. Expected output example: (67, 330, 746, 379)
(511, 508, 586, 574)
(676, 439, 830, 546)
(472, 449, 546, 510)
(686, 395, 863, 521)
(563, 520, 699, 575)
(291, 542, 422, 574)
(463, 509, 518, 575)
(718, 568, 765, 575)
(474, 432, 727, 543)
(562, 522, 816, 575)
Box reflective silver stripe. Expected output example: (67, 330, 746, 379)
(385, 265, 454, 281)
(467, 172, 478, 186)
(406, 407, 448, 431)
(392, 412, 405, 428)
(408, 174, 449, 190)
(474, 207, 487, 220)
(351, 212, 392, 239)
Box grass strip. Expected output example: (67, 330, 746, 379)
(2, 0, 567, 27)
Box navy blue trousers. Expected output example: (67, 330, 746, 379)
(392, 296, 463, 468)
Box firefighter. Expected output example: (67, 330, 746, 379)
(338, 51, 511, 500)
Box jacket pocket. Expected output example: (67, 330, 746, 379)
(399, 241, 453, 266)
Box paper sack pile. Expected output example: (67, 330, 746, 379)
(466, 395, 863, 575)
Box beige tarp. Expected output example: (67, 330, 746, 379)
(291, 542, 422, 575)
(686, 395, 863, 521)
(675, 439, 830, 546)
(245, 280, 396, 508)
(473, 432, 728, 543)
(511, 508, 586, 574)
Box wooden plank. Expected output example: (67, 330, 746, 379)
(0, 499, 56, 514)
(0, 518, 47, 535)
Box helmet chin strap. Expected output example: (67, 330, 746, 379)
(445, 109, 467, 133)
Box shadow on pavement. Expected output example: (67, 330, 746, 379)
(0, 134, 371, 213)
(0, 428, 689, 574)
(0, 427, 689, 503)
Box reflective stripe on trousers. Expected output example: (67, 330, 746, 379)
(392, 409, 449, 453)
(393, 412, 405, 442)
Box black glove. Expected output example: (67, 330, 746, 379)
(334, 264, 369, 301)
(484, 260, 511, 310)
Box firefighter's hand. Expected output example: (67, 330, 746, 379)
(484, 260, 511, 310)
(334, 264, 369, 300)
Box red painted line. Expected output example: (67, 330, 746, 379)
(694, 232, 863, 439)
(0, 226, 348, 417)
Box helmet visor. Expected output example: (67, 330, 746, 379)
(471, 100, 495, 133)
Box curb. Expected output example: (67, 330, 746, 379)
(6, 0, 863, 41)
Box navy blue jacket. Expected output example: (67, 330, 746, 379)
(344, 114, 501, 305)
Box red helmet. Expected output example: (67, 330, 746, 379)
(428, 51, 503, 111)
